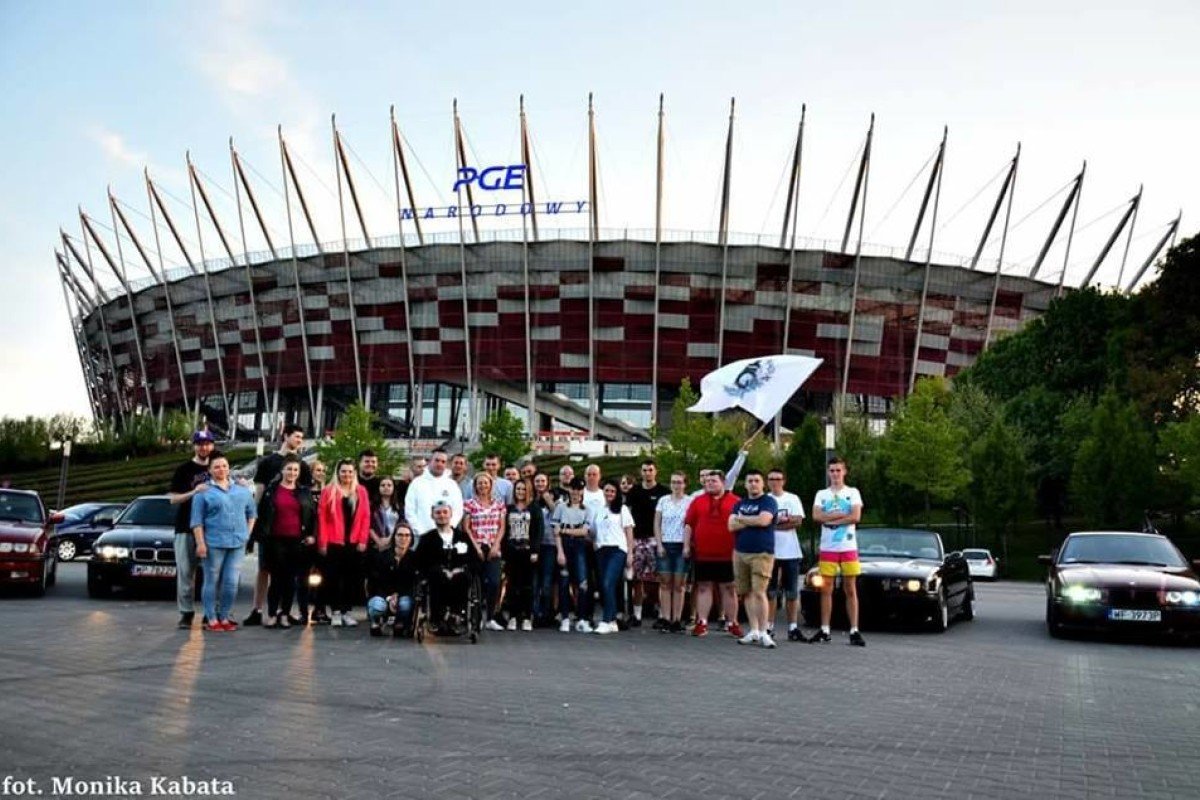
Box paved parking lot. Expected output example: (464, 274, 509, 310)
(2, 563, 1199, 800)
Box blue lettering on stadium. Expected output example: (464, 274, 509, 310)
(401, 201, 587, 221)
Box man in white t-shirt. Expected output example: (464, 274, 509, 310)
(581, 463, 606, 515)
(810, 456, 865, 647)
(766, 468, 806, 642)
(404, 449, 464, 537)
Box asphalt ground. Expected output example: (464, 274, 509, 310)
(1, 562, 1198, 800)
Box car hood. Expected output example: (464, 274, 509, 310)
(0, 520, 46, 542)
(1058, 564, 1200, 591)
(95, 525, 177, 548)
(858, 557, 941, 580)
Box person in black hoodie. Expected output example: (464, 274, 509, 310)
(256, 455, 316, 628)
(502, 477, 544, 631)
(366, 522, 418, 637)
(415, 500, 481, 632)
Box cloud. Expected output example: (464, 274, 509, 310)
(88, 126, 147, 168)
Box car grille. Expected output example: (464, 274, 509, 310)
(1106, 588, 1161, 609)
(133, 548, 175, 564)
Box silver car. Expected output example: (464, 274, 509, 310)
(963, 548, 998, 581)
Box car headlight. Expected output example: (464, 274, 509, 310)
(98, 545, 129, 560)
(1062, 585, 1103, 603)
(905, 579, 922, 592)
(808, 574, 825, 589)
(307, 571, 323, 588)
(1163, 590, 1200, 606)
(0, 542, 12, 553)
(12, 543, 30, 553)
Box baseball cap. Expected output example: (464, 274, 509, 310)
(192, 429, 216, 444)
(432, 499, 452, 510)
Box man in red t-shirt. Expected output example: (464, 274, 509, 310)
(683, 470, 742, 638)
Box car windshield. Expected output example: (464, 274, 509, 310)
(1059, 535, 1187, 568)
(857, 530, 943, 560)
(0, 491, 44, 524)
(963, 550, 990, 560)
(116, 498, 175, 527)
(60, 503, 103, 521)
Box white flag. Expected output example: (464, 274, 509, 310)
(687, 354, 824, 422)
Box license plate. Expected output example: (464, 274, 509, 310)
(1108, 608, 1161, 622)
(132, 564, 176, 578)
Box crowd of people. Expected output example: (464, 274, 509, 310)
(171, 425, 867, 648)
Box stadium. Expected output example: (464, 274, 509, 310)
(55, 103, 1178, 443)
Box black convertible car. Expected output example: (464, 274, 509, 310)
(87, 496, 179, 598)
(1041, 531, 1200, 641)
(800, 528, 974, 632)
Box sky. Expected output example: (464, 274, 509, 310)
(1, 0, 1196, 419)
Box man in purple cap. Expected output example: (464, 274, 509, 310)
(168, 430, 216, 628)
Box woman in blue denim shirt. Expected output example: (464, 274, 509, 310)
(191, 452, 257, 631)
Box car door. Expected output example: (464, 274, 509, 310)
(941, 550, 971, 610)
(76, 506, 122, 553)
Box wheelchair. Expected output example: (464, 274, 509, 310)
(411, 567, 484, 643)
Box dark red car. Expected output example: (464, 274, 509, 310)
(0, 488, 64, 596)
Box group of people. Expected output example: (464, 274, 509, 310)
(171, 425, 868, 648)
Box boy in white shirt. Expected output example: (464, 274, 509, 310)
(810, 456, 865, 647)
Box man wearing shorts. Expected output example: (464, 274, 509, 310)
(683, 470, 741, 638)
(811, 456, 865, 647)
(766, 468, 806, 641)
(729, 470, 778, 648)
(625, 459, 669, 627)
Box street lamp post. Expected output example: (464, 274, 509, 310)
(55, 440, 73, 511)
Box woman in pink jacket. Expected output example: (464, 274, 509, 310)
(317, 458, 371, 626)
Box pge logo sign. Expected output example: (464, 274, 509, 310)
(453, 164, 526, 193)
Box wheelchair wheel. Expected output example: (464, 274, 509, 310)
(469, 632, 478, 644)
(412, 580, 429, 642)
(467, 574, 484, 635)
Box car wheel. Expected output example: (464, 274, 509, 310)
(30, 565, 48, 597)
(959, 592, 975, 622)
(56, 539, 77, 562)
(87, 570, 111, 599)
(46, 555, 57, 588)
(929, 589, 950, 633)
(1046, 598, 1065, 639)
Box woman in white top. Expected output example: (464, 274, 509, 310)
(590, 479, 634, 635)
(654, 471, 692, 633)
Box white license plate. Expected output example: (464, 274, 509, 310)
(1108, 608, 1161, 622)
(132, 564, 176, 578)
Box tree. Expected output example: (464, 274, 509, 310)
(1070, 391, 1156, 529)
(472, 407, 528, 469)
(47, 413, 87, 444)
(654, 379, 742, 490)
(784, 415, 826, 507)
(1158, 414, 1200, 521)
(162, 410, 197, 444)
(316, 401, 400, 477)
(879, 378, 970, 523)
(968, 417, 1030, 567)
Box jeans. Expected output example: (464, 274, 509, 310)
(597, 546, 626, 623)
(768, 558, 802, 600)
(324, 545, 361, 614)
(265, 537, 305, 617)
(533, 544, 562, 620)
(503, 547, 535, 622)
(480, 551, 503, 618)
(201, 546, 243, 622)
(561, 537, 592, 621)
(367, 595, 413, 627)
(174, 533, 197, 614)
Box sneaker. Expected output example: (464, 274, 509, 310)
(242, 608, 263, 627)
(737, 630, 761, 646)
(506, 618, 518, 631)
(521, 619, 533, 632)
(266, 615, 282, 629)
(809, 630, 832, 644)
(330, 612, 344, 627)
(760, 632, 777, 649)
(369, 625, 383, 638)
(341, 614, 358, 627)
(575, 620, 594, 633)
(287, 614, 304, 626)
(177, 612, 194, 629)
(849, 630, 866, 647)
(787, 628, 805, 642)
(203, 619, 223, 632)
(594, 621, 617, 635)
(486, 619, 504, 632)
(219, 619, 239, 632)
(278, 616, 292, 630)
(765, 627, 775, 639)
(651, 618, 668, 631)
(727, 622, 745, 639)
(629, 616, 642, 628)
(671, 620, 685, 634)
(559, 618, 572, 633)
(692, 620, 708, 637)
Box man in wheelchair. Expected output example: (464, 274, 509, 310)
(415, 500, 482, 634)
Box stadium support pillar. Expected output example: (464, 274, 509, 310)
(840, 116, 872, 254)
(113, 190, 191, 413)
(520, 95, 540, 243)
(520, 96, 536, 437)
(777, 104, 806, 447)
(587, 93, 598, 437)
(839, 113, 873, 410)
(81, 209, 155, 419)
(906, 127, 946, 262)
(908, 127, 947, 393)
(1029, 162, 1085, 280)
(1082, 187, 1141, 289)
(390, 107, 420, 432)
(184, 154, 236, 437)
(969, 145, 1019, 271)
(278, 128, 319, 435)
(716, 98, 735, 367)
(390, 109, 424, 246)
(331, 115, 365, 404)
(453, 101, 480, 244)
(452, 100, 478, 440)
(64, 230, 126, 431)
(984, 144, 1021, 348)
(1116, 185, 1143, 290)
(55, 256, 101, 424)
(1125, 212, 1181, 293)
(1054, 163, 1087, 298)
(652, 94, 666, 429)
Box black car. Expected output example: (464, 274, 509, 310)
(800, 528, 974, 632)
(87, 496, 179, 598)
(51, 502, 126, 561)
(1041, 531, 1200, 641)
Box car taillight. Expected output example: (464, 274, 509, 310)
(987, 557, 994, 565)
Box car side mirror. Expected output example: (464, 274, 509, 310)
(49, 512, 65, 525)
(1037, 554, 1053, 566)
(1192, 559, 1200, 571)
(945, 551, 961, 560)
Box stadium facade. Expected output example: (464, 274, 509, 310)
(55, 102, 1178, 442)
